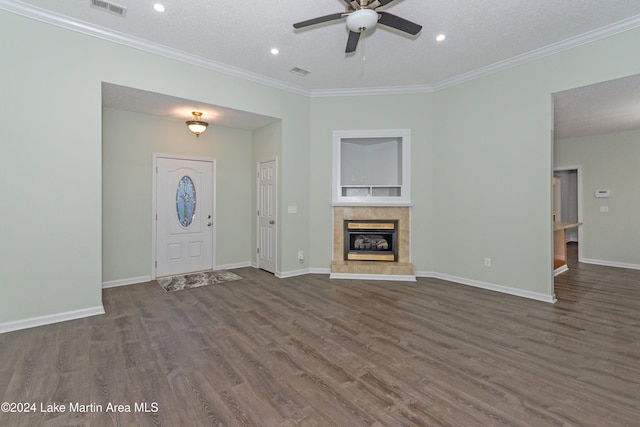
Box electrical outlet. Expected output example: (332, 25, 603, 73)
(297, 250, 304, 261)
(600, 206, 609, 213)
(484, 258, 492, 267)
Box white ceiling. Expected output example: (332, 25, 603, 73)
(554, 74, 640, 140)
(4, 0, 640, 136)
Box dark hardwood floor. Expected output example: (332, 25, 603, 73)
(1, 245, 639, 426)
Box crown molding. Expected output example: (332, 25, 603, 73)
(0, 0, 311, 97)
(309, 84, 434, 97)
(3, 0, 640, 98)
(430, 13, 640, 92)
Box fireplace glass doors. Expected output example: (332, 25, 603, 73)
(344, 220, 398, 262)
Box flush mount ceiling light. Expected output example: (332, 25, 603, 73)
(186, 111, 208, 137)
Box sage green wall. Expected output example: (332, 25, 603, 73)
(309, 93, 435, 272)
(433, 72, 554, 295)
(1, 12, 103, 323)
(555, 128, 640, 266)
(102, 108, 254, 283)
(0, 10, 307, 325)
(432, 28, 640, 298)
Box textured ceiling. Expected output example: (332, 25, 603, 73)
(3, 0, 640, 135)
(554, 74, 640, 140)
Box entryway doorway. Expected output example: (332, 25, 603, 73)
(154, 155, 216, 277)
(553, 166, 583, 272)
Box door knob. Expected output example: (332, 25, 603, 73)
(269, 220, 275, 224)
(207, 222, 212, 227)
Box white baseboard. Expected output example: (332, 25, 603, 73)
(250, 267, 329, 278)
(102, 276, 152, 289)
(104, 266, 559, 304)
(554, 265, 569, 277)
(416, 271, 556, 303)
(581, 258, 640, 271)
(275, 268, 330, 277)
(329, 273, 417, 282)
(285, 269, 554, 302)
(415, 270, 435, 278)
(276, 268, 310, 279)
(216, 261, 253, 270)
(0, 305, 105, 334)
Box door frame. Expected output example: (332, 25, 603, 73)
(553, 165, 583, 263)
(152, 153, 217, 279)
(256, 157, 278, 273)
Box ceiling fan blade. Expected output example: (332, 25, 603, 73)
(293, 13, 345, 29)
(345, 31, 361, 53)
(377, 11, 423, 35)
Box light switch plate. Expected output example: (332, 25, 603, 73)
(288, 205, 297, 214)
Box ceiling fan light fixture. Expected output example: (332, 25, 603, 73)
(292, 1, 422, 54)
(346, 8, 378, 32)
(186, 111, 208, 137)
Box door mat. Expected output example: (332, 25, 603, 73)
(157, 270, 242, 292)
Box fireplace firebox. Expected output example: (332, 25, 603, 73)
(344, 220, 398, 262)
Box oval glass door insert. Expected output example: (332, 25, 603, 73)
(176, 176, 197, 227)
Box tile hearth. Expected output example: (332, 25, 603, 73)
(331, 206, 415, 281)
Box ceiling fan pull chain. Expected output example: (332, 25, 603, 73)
(360, 37, 367, 78)
(362, 36, 366, 63)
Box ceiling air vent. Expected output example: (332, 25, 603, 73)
(90, 0, 127, 17)
(289, 67, 311, 77)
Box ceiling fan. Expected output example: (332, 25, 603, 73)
(293, 0, 423, 53)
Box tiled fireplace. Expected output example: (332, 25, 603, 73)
(330, 129, 414, 280)
(331, 206, 415, 281)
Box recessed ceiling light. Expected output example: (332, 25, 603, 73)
(153, 4, 165, 12)
(270, 48, 280, 55)
(436, 34, 446, 42)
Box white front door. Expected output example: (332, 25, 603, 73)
(257, 159, 276, 273)
(156, 157, 215, 277)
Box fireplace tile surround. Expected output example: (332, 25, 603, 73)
(331, 206, 415, 280)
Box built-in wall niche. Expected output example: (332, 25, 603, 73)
(333, 129, 411, 205)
